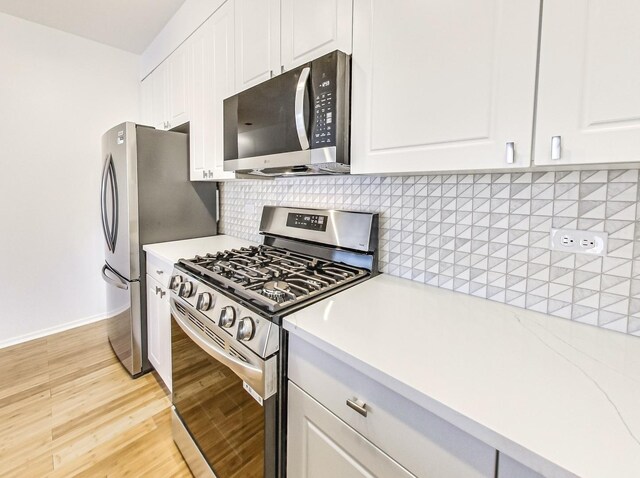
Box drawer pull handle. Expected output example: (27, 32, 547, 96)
(156, 269, 164, 275)
(346, 398, 368, 417)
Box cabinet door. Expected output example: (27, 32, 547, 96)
(140, 76, 154, 127)
(281, 0, 353, 71)
(151, 62, 168, 130)
(497, 453, 543, 478)
(235, 0, 280, 92)
(167, 44, 190, 129)
(288, 382, 415, 478)
(146, 275, 172, 391)
(189, 1, 236, 181)
(351, 0, 540, 174)
(534, 0, 640, 165)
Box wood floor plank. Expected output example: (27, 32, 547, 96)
(0, 319, 193, 478)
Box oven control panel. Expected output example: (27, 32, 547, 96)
(169, 271, 279, 359)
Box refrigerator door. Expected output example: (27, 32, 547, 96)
(101, 122, 140, 281)
(102, 263, 143, 376)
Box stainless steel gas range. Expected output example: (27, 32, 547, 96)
(169, 206, 378, 478)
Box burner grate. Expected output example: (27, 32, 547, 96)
(178, 245, 367, 312)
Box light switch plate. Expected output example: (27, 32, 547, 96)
(550, 228, 608, 256)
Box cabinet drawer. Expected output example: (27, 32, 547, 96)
(146, 252, 174, 288)
(288, 336, 496, 478)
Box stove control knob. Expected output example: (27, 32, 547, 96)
(170, 275, 183, 290)
(178, 281, 193, 298)
(219, 306, 236, 328)
(196, 292, 213, 311)
(237, 317, 255, 341)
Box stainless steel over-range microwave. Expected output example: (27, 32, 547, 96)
(223, 50, 350, 177)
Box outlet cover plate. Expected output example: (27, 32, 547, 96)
(550, 228, 608, 256)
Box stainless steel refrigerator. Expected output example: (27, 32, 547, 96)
(100, 122, 217, 377)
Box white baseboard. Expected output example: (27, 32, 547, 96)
(0, 306, 126, 350)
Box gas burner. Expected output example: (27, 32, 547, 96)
(177, 243, 370, 313)
(262, 281, 291, 302)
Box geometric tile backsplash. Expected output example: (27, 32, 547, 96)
(219, 170, 640, 337)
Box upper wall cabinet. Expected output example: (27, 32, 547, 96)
(534, 0, 640, 166)
(146, 44, 190, 131)
(281, 0, 353, 71)
(235, 0, 281, 92)
(350, 0, 541, 175)
(189, 0, 236, 181)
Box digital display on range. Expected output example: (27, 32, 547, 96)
(286, 213, 328, 231)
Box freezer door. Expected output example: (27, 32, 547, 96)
(102, 263, 143, 376)
(101, 123, 140, 281)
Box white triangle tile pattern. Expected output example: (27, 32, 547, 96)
(219, 170, 640, 337)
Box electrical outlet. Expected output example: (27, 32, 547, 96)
(550, 228, 608, 256)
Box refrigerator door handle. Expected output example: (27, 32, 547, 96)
(101, 264, 129, 290)
(100, 154, 113, 251)
(107, 156, 119, 252)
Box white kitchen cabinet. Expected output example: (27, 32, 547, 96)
(280, 0, 353, 71)
(288, 382, 415, 478)
(146, 273, 171, 391)
(288, 336, 497, 478)
(189, 0, 236, 181)
(140, 76, 154, 127)
(534, 0, 640, 166)
(235, 0, 280, 92)
(350, 0, 540, 174)
(147, 43, 190, 131)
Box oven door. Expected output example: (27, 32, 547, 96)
(171, 304, 277, 478)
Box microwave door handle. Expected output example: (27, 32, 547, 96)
(294, 66, 311, 150)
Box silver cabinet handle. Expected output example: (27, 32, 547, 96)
(346, 398, 368, 417)
(294, 67, 311, 151)
(156, 269, 164, 275)
(551, 136, 561, 160)
(159, 290, 166, 298)
(202, 170, 207, 179)
(505, 142, 515, 164)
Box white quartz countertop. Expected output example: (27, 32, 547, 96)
(143, 235, 256, 264)
(284, 274, 640, 478)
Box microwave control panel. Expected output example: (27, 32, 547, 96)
(311, 51, 343, 149)
(312, 81, 335, 147)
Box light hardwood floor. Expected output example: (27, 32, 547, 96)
(0, 320, 192, 477)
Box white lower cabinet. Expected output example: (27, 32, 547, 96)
(287, 336, 497, 478)
(497, 453, 544, 478)
(288, 381, 414, 478)
(146, 273, 171, 391)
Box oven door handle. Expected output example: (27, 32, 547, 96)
(171, 304, 264, 385)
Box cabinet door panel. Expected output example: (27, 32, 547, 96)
(351, 0, 540, 174)
(140, 76, 153, 127)
(281, 0, 352, 71)
(534, 0, 640, 165)
(151, 63, 168, 130)
(235, 0, 280, 92)
(288, 382, 415, 478)
(147, 275, 162, 372)
(167, 45, 189, 128)
(189, 1, 236, 181)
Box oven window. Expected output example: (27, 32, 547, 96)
(171, 318, 276, 478)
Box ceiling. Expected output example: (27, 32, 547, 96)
(0, 0, 187, 54)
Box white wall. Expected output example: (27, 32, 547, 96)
(0, 13, 140, 347)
